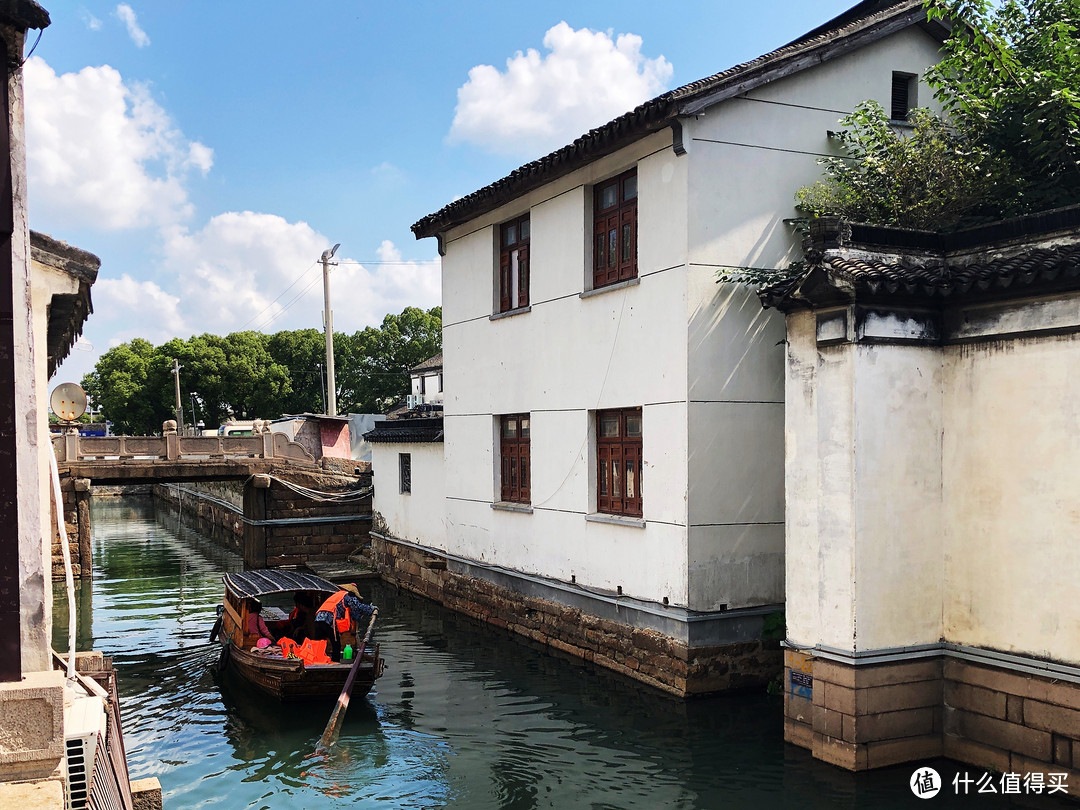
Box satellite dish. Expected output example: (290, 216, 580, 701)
(50, 382, 87, 422)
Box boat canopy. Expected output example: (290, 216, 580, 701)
(223, 569, 342, 600)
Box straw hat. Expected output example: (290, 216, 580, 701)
(341, 583, 361, 598)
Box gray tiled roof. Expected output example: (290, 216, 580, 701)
(759, 206, 1080, 310)
(412, 0, 937, 240)
(410, 353, 443, 373)
(364, 417, 444, 444)
(821, 245, 1080, 298)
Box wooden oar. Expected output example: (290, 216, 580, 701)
(316, 608, 378, 752)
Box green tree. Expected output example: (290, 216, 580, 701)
(266, 329, 329, 415)
(338, 306, 442, 413)
(925, 0, 1080, 213)
(795, 101, 1005, 229)
(793, 0, 1080, 235)
(81, 307, 443, 431)
(82, 339, 165, 434)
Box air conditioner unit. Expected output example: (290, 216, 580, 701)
(63, 694, 107, 810)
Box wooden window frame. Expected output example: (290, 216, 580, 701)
(499, 414, 531, 504)
(596, 408, 642, 517)
(891, 72, 917, 122)
(499, 215, 530, 313)
(592, 169, 638, 290)
(399, 452, 412, 494)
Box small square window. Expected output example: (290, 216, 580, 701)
(399, 453, 412, 494)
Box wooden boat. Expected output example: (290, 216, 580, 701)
(214, 569, 384, 702)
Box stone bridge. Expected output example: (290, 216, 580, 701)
(52, 421, 372, 580)
(53, 419, 319, 482)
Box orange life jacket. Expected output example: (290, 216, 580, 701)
(279, 637, 331, 665)
(317, 590, 352, 635)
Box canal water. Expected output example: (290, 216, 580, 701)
(53, 497, 1069, 809)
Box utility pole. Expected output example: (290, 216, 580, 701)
(172, 358, 184, 433)
(321, 243, 340, 416)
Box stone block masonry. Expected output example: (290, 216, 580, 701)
(368, 532, 781, 697)
(155, 470, 373, 568)
(784, 648, 1080, 792)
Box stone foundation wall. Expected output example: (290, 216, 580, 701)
(52, 477, 90, 580)
(154, 473, 374, 567)
(153, 483, 245, 554)
(943, 658, 1080, 785)
(783, 650, 943, 770)
(260, 475, 372, 567)
(368, 532, 781, 697)
(784, 649, 1080, 790)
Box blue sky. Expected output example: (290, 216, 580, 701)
(33, 0, 859, 384)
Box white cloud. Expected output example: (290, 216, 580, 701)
(24, 57, 213, 230)
(115, 4, 149, 48)
(90, 274, 188, 341)
(449, 21, 673, 157)
(53, 213, 441, 383)
(81, 10, 102, 31)
(159, 212, 440, 337)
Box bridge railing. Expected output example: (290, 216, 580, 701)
(52, 420, 317, 464)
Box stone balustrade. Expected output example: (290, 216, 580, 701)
(52, 420, 316, 464)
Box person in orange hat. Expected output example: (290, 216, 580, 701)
(313, 584, 375, 661)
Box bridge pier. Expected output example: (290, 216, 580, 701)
(54, 477, 91, 579)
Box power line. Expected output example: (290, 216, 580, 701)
(238, 260, 320, 330)
(249, 273, 322, 332)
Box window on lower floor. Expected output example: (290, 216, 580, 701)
(499, 215, 530, 312)
(499, 413, 530, 503)
(399, 453, 411, 494)
(596, 407, 642, 517)
(593, 169, 637, 290)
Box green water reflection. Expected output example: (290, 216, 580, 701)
(52, 497, 1069, 809)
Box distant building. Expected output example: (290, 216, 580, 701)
(408, 353, 443, 407)
(269, 413, 351, 461)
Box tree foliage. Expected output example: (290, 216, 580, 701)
(926, 0, 1080, 213)
(795, 101, 1007, 229)
(81, 306, 442, 434)
(796, 0, 1080, 228)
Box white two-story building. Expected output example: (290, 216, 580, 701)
(370, 0, 946, 695)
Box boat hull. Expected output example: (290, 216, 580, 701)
(220, 636, 383, 702)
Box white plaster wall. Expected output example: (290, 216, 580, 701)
(12, 48, 50, 674)
(372, 442, 446, 550)
(439, 135, 691, 605)
(809, 342, 858, 651)
(686, 25, 944, 272)
(783, 311, 821, 648)
(851, 343, 943, 650)
(30, 262, 80, 667)
(943, 334, 1080, 664)
(681, 26, 942, 614)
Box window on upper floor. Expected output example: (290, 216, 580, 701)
(499, 215, 530, 313)
(399, 453, 412, 494)
(596, 407, 642, 517)
(891, 72, 917, 122)
(593, 169, 638, 290)
(499, 414, 531, 504)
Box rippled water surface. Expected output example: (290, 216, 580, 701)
(53, 497, 1070, 809)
